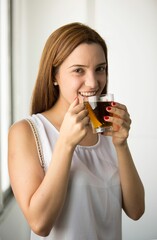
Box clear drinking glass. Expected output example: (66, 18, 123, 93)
(84, 93, 114, 133)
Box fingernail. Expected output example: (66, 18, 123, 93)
(104, 116, 109, 120)
(111, 102, 116, 106)
(106, 107, 111, 111)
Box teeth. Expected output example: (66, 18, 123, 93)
(79, 91, 97, 97)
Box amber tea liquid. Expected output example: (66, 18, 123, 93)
(85, 101, 113, 133)
(94, 101, 112, 127)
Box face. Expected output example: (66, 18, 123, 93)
(55, 43, 107, 107)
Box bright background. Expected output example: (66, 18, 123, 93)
(10, 0, 157, 239)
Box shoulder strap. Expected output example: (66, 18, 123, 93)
(26, 118, 45, 169)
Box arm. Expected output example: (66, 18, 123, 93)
(8, 98, 89, 236)
(104, 102, 145, 220)
(115, 143, 145, 220)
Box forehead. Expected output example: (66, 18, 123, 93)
(63, 43, 106, 65)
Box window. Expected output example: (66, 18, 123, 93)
(0, 0, 12, 212)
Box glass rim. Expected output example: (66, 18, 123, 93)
(84, 93, 114, 102)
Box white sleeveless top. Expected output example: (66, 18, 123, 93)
(27, 114, 122, 240)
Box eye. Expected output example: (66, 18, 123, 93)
(96, 66, 106, 73)
(74, 68, 84, 74)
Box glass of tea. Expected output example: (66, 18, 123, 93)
(84, 93, 114, 133)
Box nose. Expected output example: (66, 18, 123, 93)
(85, 72, 98, 89)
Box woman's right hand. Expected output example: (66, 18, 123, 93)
(59, 97, 89, 148)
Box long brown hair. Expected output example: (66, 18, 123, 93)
(30, 22, 108, 114)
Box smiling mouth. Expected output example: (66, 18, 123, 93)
(79, 91, 98, 97)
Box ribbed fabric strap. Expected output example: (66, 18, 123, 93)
(26, 118, 45, 169)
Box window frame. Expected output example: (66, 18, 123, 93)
(0, 0, 13, 213)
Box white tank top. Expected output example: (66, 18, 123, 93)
(27, 114, 122, 240)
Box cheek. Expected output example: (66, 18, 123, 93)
(101, 75, 107, 88)
(71, 78, 83, 89)
(63, 74, 83, 91)
(59, 77, 81, 101)
(98, 76, 107, 95)
(58, 72, 81, 88)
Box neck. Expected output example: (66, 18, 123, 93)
(42, 98, 69, 130)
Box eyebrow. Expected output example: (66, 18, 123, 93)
(68, 62, 107, 69)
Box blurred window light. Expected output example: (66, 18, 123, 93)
(0, 0, 12, 212)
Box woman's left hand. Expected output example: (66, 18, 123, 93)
(103, 102, 132, 147)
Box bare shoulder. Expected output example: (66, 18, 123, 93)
(8, 119, 36, 164)
(8, 119, 32, 141)
(8, 119, 41, 156)
(8, 119, 44, 178)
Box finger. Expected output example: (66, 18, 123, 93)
(112, 117, 130, 130)
(104, 115, 131, 131)
(68, 97, 79, 111)
(111, 102, 128, 112)
(77, 109, 89, 121)
(82, 116, 90, 126)
(106, 105, 130, 122)
(68, 98, 86, 116)
(111, 102, 129, 118)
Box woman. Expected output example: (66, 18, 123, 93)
(8, 22, 145, 240)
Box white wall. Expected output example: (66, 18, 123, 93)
(12, 0, 157, 239)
